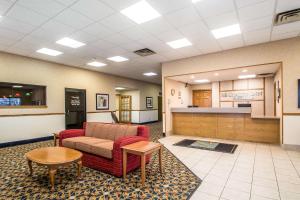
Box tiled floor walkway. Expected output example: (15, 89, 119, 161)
(159, 136, 300, 200)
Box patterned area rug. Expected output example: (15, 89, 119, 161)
(0, 122, 201, 199)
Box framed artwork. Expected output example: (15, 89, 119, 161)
(146, 97, 153, 108)
(96, 93, 109, 110)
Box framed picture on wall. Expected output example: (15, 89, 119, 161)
(96, 93, 109, 110)
(146, 97, 153, 109)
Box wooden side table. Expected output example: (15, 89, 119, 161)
(122, 141, 163, 186)
(53, 133, 60, 146)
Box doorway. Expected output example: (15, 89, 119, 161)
(193, 90, 212, 107)
(158, 96, 162, 121)
(65, 88, 86, 129)
(119, 95, 132, 123)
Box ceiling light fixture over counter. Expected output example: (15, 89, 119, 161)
(107, 56, 129, 62)
(194, 79, 210, 83)
(56, 37, 86, 48)
(211, 24, 241, 39)
(36, 48, 63, 56)
(192, 0, 204, 3)
(115, 87, 126, 90)
(87, 61, 107, 67)
(143, 72, 157, 76)
(167, 38, 192, 49)
(121, 0, 161, 24)
(238, 74, 256, 79)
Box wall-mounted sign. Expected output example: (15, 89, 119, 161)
(70, 96, 80, 106)
(220, 89, 264, 101)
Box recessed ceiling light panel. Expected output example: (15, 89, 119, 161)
(107, 56, 129, 62)
(167, 38, 192, 49)
(194, 79, 210, 83)
(87, 61, 107, 67)
(192, 0, 204, 3)
(56, 37, 86, 48)
(211, 24, 241, 39)
(143, 72, 157, 76)
(121, 0, 161, 24)
(115, 87, 126, 90)
(238, 74, 256, 79)
(36, 48, 63, 56)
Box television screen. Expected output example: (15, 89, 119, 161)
(0, 98, 10, 106)
(0, 98, 21, 106)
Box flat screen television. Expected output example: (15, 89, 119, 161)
(0, 98, 21, 106)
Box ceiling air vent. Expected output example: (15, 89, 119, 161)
(257, 73, 275, 78)
(134, 48, 156, 57)
(274, 8, 300, 26)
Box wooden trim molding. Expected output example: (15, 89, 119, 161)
(0, 105, 48, 109)
(87, 110, 116, 114)
(283, 113, 300, 116)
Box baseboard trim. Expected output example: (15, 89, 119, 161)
(0, 136, 53, 148)
(132, 120, 160, 125)
(281, 144, 300, 151)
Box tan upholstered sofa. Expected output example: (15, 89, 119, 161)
(59, 122, 150, 176)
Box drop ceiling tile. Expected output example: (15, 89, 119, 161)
(118, 41, 145, 52)
(99, 0, 140, 10)
(177, 21, 209, 38)
(240, 15, 273, 32)
(238, 0, 275, 22)
(102, 46, 128, 57)
(191, 35, 222, 54)
(235, 0, 267, 8)
(148, 0, 191, 15)
(204, 11, 238, 29)
(194, 0, 235, 18)
(0, 17, 36, 33)
(55, 8, 94, 29)
(276, 0, 300, 13)
(217, 35, 244, 50)
(0, 36, 16, 46)
(154, 30, 184, 42)
(82, 22, 113, 38)
(5, 46, 33, 56)
(271, 31, 300, 41)
(103, 33, 134, 45)
(30, 27, 70, 42)
(0, 27, 25, 40)
(100, 13, 135, 32)
(272, 21, 300, 35)
(120, 26, 150, 41)
(68, 30, 99, 44)
(40, 20, 75, 37)
(71, 0, 114, 21)
(243, 28, 271, 45)
(18, 0, 65, 17)
(7, 4, 49, 26)
(140, 18, 174, 35)
(0, 0, 15, 15)
(165, 6, 202, 28)
(90, 39, 116, 50)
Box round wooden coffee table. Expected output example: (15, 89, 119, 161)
(25, 147, 83, 191)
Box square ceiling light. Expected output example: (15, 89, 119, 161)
(194, 79, 210, 83)
(211, 24, 241, 39)
(56, 37, 86, 48)
(115, 87, 126, 90)
(143, 72, 157, 76)
(238, 74, 256, 79)
(36, 48, 63, 56)
(121, 1, 161, 24)
(87, 61, 107, 67)
(167, 38, 192, 49)
(107, 56, 129, 62)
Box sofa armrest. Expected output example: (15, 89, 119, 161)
(59, 129, 85, 146)
(137, 125, 150, 138)
(113, 136, 148, 160)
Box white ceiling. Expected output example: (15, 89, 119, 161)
(0, 0, 299, 84)
(168, 63, 281, 84)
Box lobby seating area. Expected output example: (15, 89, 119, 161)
(1, 0, 300, 199)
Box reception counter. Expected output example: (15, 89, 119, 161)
(171, 108, 280, 143)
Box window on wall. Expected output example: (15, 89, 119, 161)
(0, 82, 46, 107)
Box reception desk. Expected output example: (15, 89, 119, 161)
(172, 108, 280, 144)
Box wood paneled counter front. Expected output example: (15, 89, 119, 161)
(172, 108, 280, 144)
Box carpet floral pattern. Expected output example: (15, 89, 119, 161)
(0, 122, 201, 199)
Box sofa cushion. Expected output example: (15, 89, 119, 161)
(75, 138, 112, 154)
(91, 123, 138, 141)
(62, 136, 95, 149)
(85, 122, 100, 137)
(90, 141, 114, 159)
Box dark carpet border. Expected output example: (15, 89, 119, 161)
(0, 136, 53, 148)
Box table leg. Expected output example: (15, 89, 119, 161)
(77, 160, 82, 178)
(141, 154, 146, 187)
(49, 167, 57, 191)
(159, 147, 163, 174)
(27, 160, 33, 176)
(123, 150, 127, 180)
(53, 134, 56, 146)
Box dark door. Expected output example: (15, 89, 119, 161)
(158, 96, 162, 121)
(65, 88, 86, 129)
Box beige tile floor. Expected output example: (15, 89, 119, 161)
(158, 136, 300, 200)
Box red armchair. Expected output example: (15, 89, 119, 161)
(59, 123, 150, 177)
